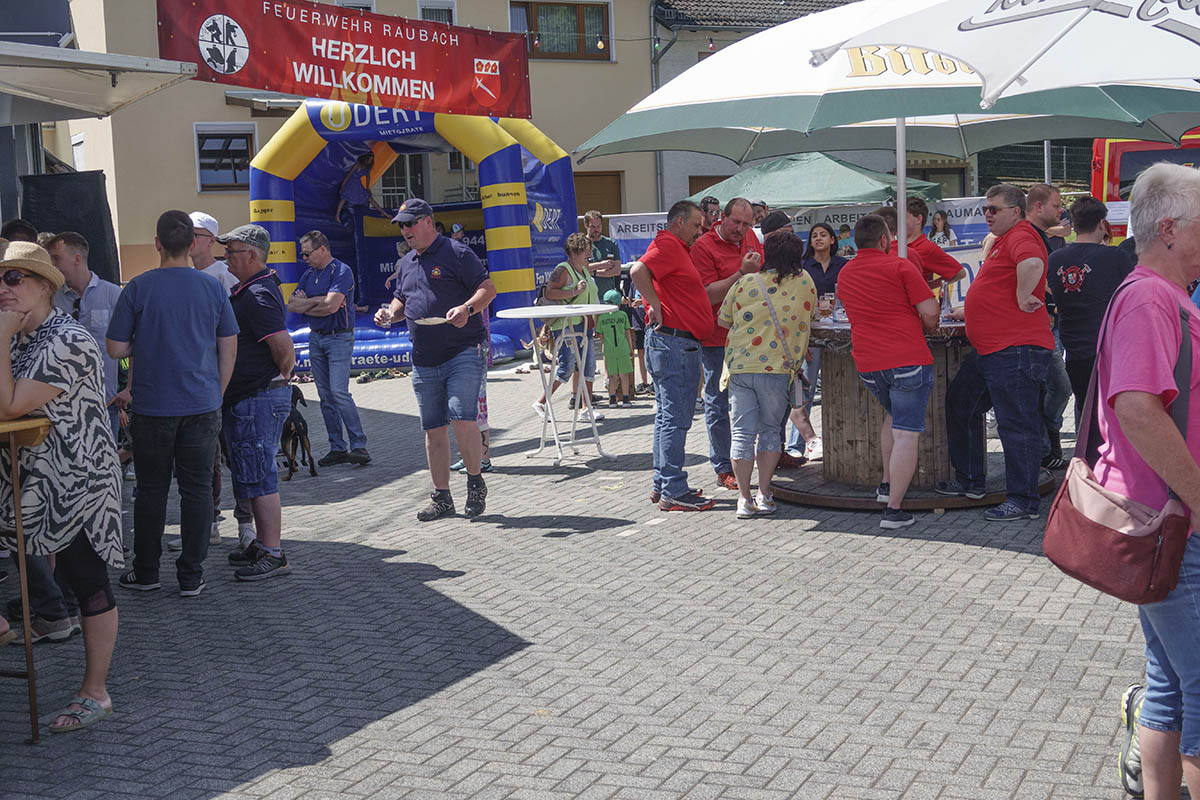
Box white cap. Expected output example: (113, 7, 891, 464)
(189, 211, 219, 237)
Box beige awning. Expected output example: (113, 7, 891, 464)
(0, 40, 196, 124)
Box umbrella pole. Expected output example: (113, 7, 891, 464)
(1044, 140, 1052, 183)
(896, 117, 907, 258)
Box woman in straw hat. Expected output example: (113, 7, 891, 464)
(0, 241, 122, 733)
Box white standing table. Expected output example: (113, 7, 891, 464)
(496, 304, 618, 466)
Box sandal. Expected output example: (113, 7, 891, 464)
(48, 696, 113, 733)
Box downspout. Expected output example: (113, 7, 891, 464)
(650, 2, 677, 212)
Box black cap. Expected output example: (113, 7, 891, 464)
(760, 210, 793, 236)
(392, 198, 434, 223)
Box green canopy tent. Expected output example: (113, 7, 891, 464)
(689, 152, 941, 208)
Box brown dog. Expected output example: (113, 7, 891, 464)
(281, 384, 317, 481)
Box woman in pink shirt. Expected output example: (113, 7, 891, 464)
(1100, 163, 1200, 800)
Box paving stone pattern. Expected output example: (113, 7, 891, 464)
(0, 363, 1144, 798)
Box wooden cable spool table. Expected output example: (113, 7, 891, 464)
(771, 316, 1056, 510)
(0, 416, 53, 744)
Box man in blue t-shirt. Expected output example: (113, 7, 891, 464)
(287, 229, 369, 466)
(375, 198, 497, 521)
(107, 209, 239, 597)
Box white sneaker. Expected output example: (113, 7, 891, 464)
(532, 401, 547, 420)
(755, 492, 777, 514)
(736, 497, 760, 519)
(580, 408, 605, 422)
(237, 522, 257, 548)
(210, 520, 221, 544)
(805, 437, 824, 460)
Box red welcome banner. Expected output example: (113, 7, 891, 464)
(157, 0, 532, 118)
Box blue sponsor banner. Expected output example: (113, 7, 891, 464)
(608, 213, 667, 263)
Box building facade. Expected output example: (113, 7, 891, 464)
(45, 0, 663, 279)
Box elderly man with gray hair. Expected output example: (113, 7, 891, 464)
(215, 224, 295, 581)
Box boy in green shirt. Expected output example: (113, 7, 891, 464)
(596, 289, 635, 406)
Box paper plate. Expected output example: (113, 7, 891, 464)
(413, 317, 447, 325)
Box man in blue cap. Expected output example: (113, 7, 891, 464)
(375, 199, 497, 520)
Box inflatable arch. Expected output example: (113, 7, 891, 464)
(248, 99, 577, 370)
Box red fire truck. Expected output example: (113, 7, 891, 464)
(1092, 129, 1200, 241)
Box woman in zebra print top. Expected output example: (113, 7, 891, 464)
(0, 241, 121, 733)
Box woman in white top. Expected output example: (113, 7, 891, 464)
(928, 210, 958, 248)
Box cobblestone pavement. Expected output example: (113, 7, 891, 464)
(1, 360, 1144, 799)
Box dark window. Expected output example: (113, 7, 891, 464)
(511, 2, 610, 60)
(197, 130, 252, 191)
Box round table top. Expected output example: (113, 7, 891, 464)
(496, 304, 618, 320)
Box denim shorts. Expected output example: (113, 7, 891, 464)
(859, 364, 934, 433)
(554, 323, 596, 382)
(411, 342, 487, 431)
(1139, 533, 1200, 756)
(222, 383, 290, 499)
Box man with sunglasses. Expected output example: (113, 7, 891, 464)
(217, 224, 295, 581)
(940, 184, 1054, 521)
(287, 229, 369, 467)
(374, 198, 496, 521)
(190, 212, 238, 294)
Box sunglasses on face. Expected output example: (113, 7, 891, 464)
(299, 249, 316, 258)
(399, 216, 429, 229)
(1, 269, 29, 287)
(982, 205, 1015, 215)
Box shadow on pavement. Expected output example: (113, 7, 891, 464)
(0, 540, 529, 794)
(473, 513, 633, 538)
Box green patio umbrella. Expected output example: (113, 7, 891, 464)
(688, 152, 941, 207)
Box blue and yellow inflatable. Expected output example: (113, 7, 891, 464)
(248, 99, 577, 370)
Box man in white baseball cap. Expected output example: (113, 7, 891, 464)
(189, 211, 238, 294)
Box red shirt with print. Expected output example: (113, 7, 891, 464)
(640, 230, 714, 341)
(908, 235, 965, 282)
(691, 227, 763, 347)
(964, 219, 1054, 355)
(837, 248, 934, 372)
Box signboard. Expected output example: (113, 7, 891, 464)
(608, 213, 667, 263)
(157, 0, 532, 118)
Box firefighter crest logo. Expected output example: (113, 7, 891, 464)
(1057, 263, 1091, 293)
(198, 14, 250, 75)
(472, 59, 501, 107)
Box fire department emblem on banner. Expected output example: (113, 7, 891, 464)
(471, 58, 501, 107)
(198, 14, 250, 75)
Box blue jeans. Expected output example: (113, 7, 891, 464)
(308, 330, 366, 452)
(411, 343, 487, 430)
(701, 345, 732, 474)
(945, 346, 1050, 510)
(222, 384, 290, 500)
(786, 347, 822, 453)
(1041, 326, 1072, 454)
(554, 323, 596, 382)
(1139, 534, 1200, 756)
(729, 373, 790, 459)
(646, 328, 702, 499)
(859, 364, 934, 433)
(131, 411, 222, 585)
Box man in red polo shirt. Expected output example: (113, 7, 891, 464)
(874, 206, 928, 278)
(691, 197, 763, 490)
(838, 214, 941, 530)
(938, 183, 1054, 521)
(630, 199, 717, 511)
(904, 197, 968, 287)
